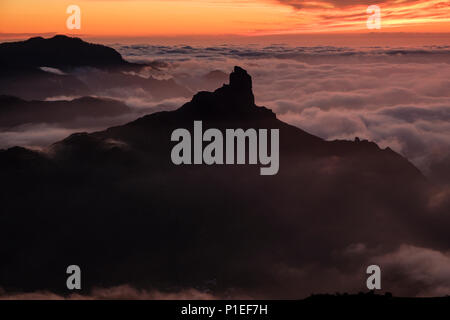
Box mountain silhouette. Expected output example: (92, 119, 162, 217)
(0, 66, 445, 298)
(0, 65, 91, 100)
(0, 95, 130, 128)
(0, 35, 192, 101)
(0, 35, 135, 70)
(55, 66, 420, 175)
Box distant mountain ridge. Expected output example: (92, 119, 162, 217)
(0, 95, 131, 128)
(0, 35, 137, 70)
(0, 35, 193, 101)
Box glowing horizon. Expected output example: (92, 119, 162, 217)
(0, 0, 449, 37)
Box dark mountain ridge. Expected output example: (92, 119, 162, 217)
(0, 35, 192, 100)
(0, 95, 131, 128)
(0, 35, 136, 71)
(0, 67, 445, 298)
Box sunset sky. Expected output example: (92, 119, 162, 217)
(0, 0, 449, 37)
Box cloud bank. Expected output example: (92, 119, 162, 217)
(0, 285, 219, 300)
(1, 43, 450, 298)
(2, 43, 448, 184)
(114, 44, 450, 185)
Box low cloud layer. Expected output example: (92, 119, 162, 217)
(276, 0, 417, 8)
(2, 44, 448, 183)
(113, 44, 450, 185)
(2, 245, 449, 299)
(0, 285, 219, 300)
(375, 245, 450, 297)
(0, 43, 449, 298)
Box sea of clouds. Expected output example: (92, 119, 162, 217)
(114, 44, 450, 185)
(1, 43, 450, 299)
(1, 43, 449, 184)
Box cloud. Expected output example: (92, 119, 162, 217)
(275, 0, 380, 9)
(0, 125, 83, 149)
(275, 0, 441, 10)
(112, 43, 450, 184)
(374, 245, 450, 297)
(0, 285, 219, 300)
(272, 0, 450, 32)
(40, 67, 67, 76)
(2, 43, 449, 185)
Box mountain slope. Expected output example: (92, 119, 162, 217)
(0, 35, 191, 100)
(0, 95, 131, 128)
(0, 67, 445, 298)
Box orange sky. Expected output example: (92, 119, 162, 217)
(0, 0, 449, 36)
